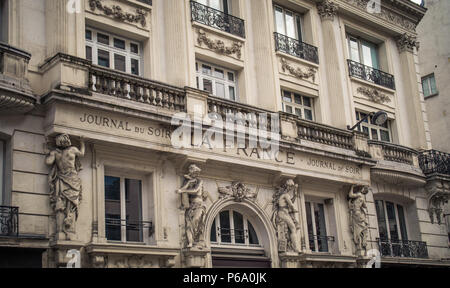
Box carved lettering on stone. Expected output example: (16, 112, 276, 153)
(45, 134, 85, 240)
(197, 29, 243, 59)
(357, 87, 391, 104)
(218, 182, 258, 202)
(272, 179, 301, 253)
(176, 164, 207, 249)
(348, 185, 370, 256)
(281, 58, 316, 82)
(89, 0, 148, 27)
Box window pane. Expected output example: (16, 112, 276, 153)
(228, 86, 236, 101)
(296, 15, 302, 42)
(233, 211, 245, 244)
(386, 202, 399, 240)
(0, 141, 3, 203)
(275, 7, 285, 35)
(125, 179, 142, 242)
(114, 54, 126, 72)
(86, 46, 92, 61)
(429, 76, 437, 94)
(305, 202, 315, 250)
(286, 105, 293, 114)
(98, 49, 110, 68)
(283, 91, 292, 102)
(105, 176, 121, 241)
(209, 0, 221, 10)
(210, 220, 217, 242)
(203, 79, 213, 94)
(105, 214, 121, 241)
(114, 38, 125, 49)
(130, 43, 139, 54)
(303, 97, 311, 107)
(314, 203, 328, 252)
(294, 94, 302, 104)
(220, 211, 231, 243)
(285, 11, 296, 39)
(131, 59, 139, 76)
(202, 65, 212, 75)
(362, 126, 369, 136)
(422, 78, 430, 97)
(228, 72, 235, 82)
(105, 176, 120, 200)
(86, 30, 92, 40)
(304, 109, 313, 121)
(214, 69, 224, 79)
(216, 82, 225, 98)
(380, 130, 390, 142)
(248, 221, 259, 245)
(397, 205, 408, 241)
(349, 38, 360, 62)
(371, 128, 378, 141)
(375, 200, 388, 240)
(295, 108, 302, 118)
(362, 44, 373, 68)
(97, 33, 110, 45)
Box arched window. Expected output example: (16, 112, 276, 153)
(210, 209, 260, 246)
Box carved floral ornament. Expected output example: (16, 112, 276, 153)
(281, 58, 316, 82)
(357, 87, 391, 104)
(89, 0, 148, 28)
(197, 29, 243, 59)
(396, 33, 420, 53)
(316, 0, 339, 21)
(218, 182, 258, 202)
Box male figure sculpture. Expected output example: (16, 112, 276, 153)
(45, 134, 85, 239)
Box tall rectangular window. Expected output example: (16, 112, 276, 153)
(282, 90, 314, 121)
(348, 35, 379, 69)
(356, 111, 392, 142)
(274, 5, 302, 41)
(105, 175, 144, 243)
(375, 200, 408, 241)
(0, 140, 4, 204)
(422, 74, 438, 97)
(0, 0, 8, 43)
(306, 201, 330, 252)
(196, 61, 237, 101)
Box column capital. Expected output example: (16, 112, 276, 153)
(317, 0, 339, 21)
(396, 33, 419, 53)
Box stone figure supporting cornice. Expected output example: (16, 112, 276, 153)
(426, 181, 450, 225)
(177, 164, 208, 249)
(45, 134, 85, 240)
(317, 0, 339, 21)
(348, 185, 370, 256)
(272, 179, 301, 253)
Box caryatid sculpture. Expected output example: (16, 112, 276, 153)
(45, 134, 85, 239)
(272, 179, 301, 253)
(177, 164, 207, 248)
(348, 185, 370, 255)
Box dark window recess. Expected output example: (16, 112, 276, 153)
(114, 54, 126, 72)
(97, 33, 110, 45)
(114, 38, 126, 49)
(98, 49, 110, 68)
(131, 59, 139, 76)
(130, 43, 139, 54)
(86, 30, 92, 40)
(86, 46, 92, 61)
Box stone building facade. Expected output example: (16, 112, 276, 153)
(0, 0, 449, 268)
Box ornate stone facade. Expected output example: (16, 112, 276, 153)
(197, 29, 243, 59)
(89, 0, 148, 27)
(348, 185, 369, 256)
(281, 58, 316, 82)
(218, 182, 258, 202)
(357, 87, 391, 104)
(426, 180, 450, 225)
(396, 33, 419, 53)
(317, 0, 339, 21)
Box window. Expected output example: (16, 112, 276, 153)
(0, 140, 4, 204)
(105, 175, 145, 243)
(196, 61, 237, 101)
(305, 201, 331, 252)
(422, 74, 438, 97)
(197, 0, 230, 14)
(356, 111, 392, 142)
(274, 5, 303, 41)
(85, 27, 142, 76)
(375, 200, 408, 241)
(210, 209, 260, 246)
(282, 90, 314, 121)
(348, 35, 379, 69)
(0, 0, 8, 42)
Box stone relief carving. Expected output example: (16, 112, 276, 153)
(396, 33, 419, 52)
(341, 0, 417, 32)
(357, 87, 391, 104)
(348, 185, 370, 255)
(272, 179, 301, 253)
(197, 29, 243, 59)
(89, 0, 148, 28)
(177, 164, 208, 249)
(281, 58, 316, 82)
(107, 255, 153, 268)
(45, 134, 85, 240)
(317, 0, 339, 21)
(218, 182, 258, 202)
(426, 181, 450, 225)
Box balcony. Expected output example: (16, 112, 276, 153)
(377, 238, 428, 259)
(369, 140, 417, 165)
(347, 60, 396, 90)
(419, 150, 450, 176)
(308, 234, 335, 253)
(0, 206, 19, 237)
(0, 42, 35, 114)
(190, 1, 246, 38)
(274, 33, 319, 64)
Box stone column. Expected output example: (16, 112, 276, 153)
(316, 0, 348, 129)
(396, 33, 431, 150)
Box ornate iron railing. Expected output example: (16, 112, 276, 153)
(347, 60, 396, 90)
(89, 65, 186, 112)
(369, 140, 417, 165)
(274, 32, 319, 64)
(377, 238, 428, 258)
(190, 1, 246, 38)
(308, 234, 335, 253)
(0, 206, 19, 237)
(217, 227, 248, 242)
(105, 218, 154, 241)
(419, 150, 450, 176)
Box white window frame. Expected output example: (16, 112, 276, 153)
(85, 27, 142, 76)
(347, 34, 379, 69)
(422, 73, 438, 98)
(356, 111, 392, 142)
(281, 90, 315, 121)
(375, 199, 409, 241)
(104, 172, 150, 244)
(274, 5, 303, 41)
(211, 209, 261, 248)
(196, 60, 238, 101)
(305, 199, 331, 253)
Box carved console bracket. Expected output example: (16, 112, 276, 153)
(426, 180, 450, 225)
(357, 87, 391, 104)
(218, 182, 258, 202)
(197, 29, 243, 59)
(89, 0, 148, 28)
(281, 58, 316, 82)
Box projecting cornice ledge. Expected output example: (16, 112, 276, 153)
(371, 167, 426, 187)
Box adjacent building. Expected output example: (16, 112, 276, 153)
(0, 0, 449, 268)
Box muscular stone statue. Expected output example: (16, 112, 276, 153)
(272, 179, 301, 253)
(177, 164, 207, 248)
(348, 185, 370, 255)
(45, 134, 85, 240)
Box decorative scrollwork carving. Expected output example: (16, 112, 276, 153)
(197, 29, 243, 59)
(317, 0, 339, 21)
(218, 182, 257, 202)
(89, 0, 148, 27)
(281, 58, 316, 82)
(357, 87, 391, 104)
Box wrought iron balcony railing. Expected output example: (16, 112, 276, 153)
(419, 150, 450, 176)
(105, 218, 154, 242)
(377, 238, 428, 258)
(217, 227, 248, 243)
(308, 234, 335, 253)
(0, 206, 19, 237)
(347, 60, 396, 90)
(369, 140, 417, 165)
(274, 32, 319, 64)
(190, 1, 245, 38)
